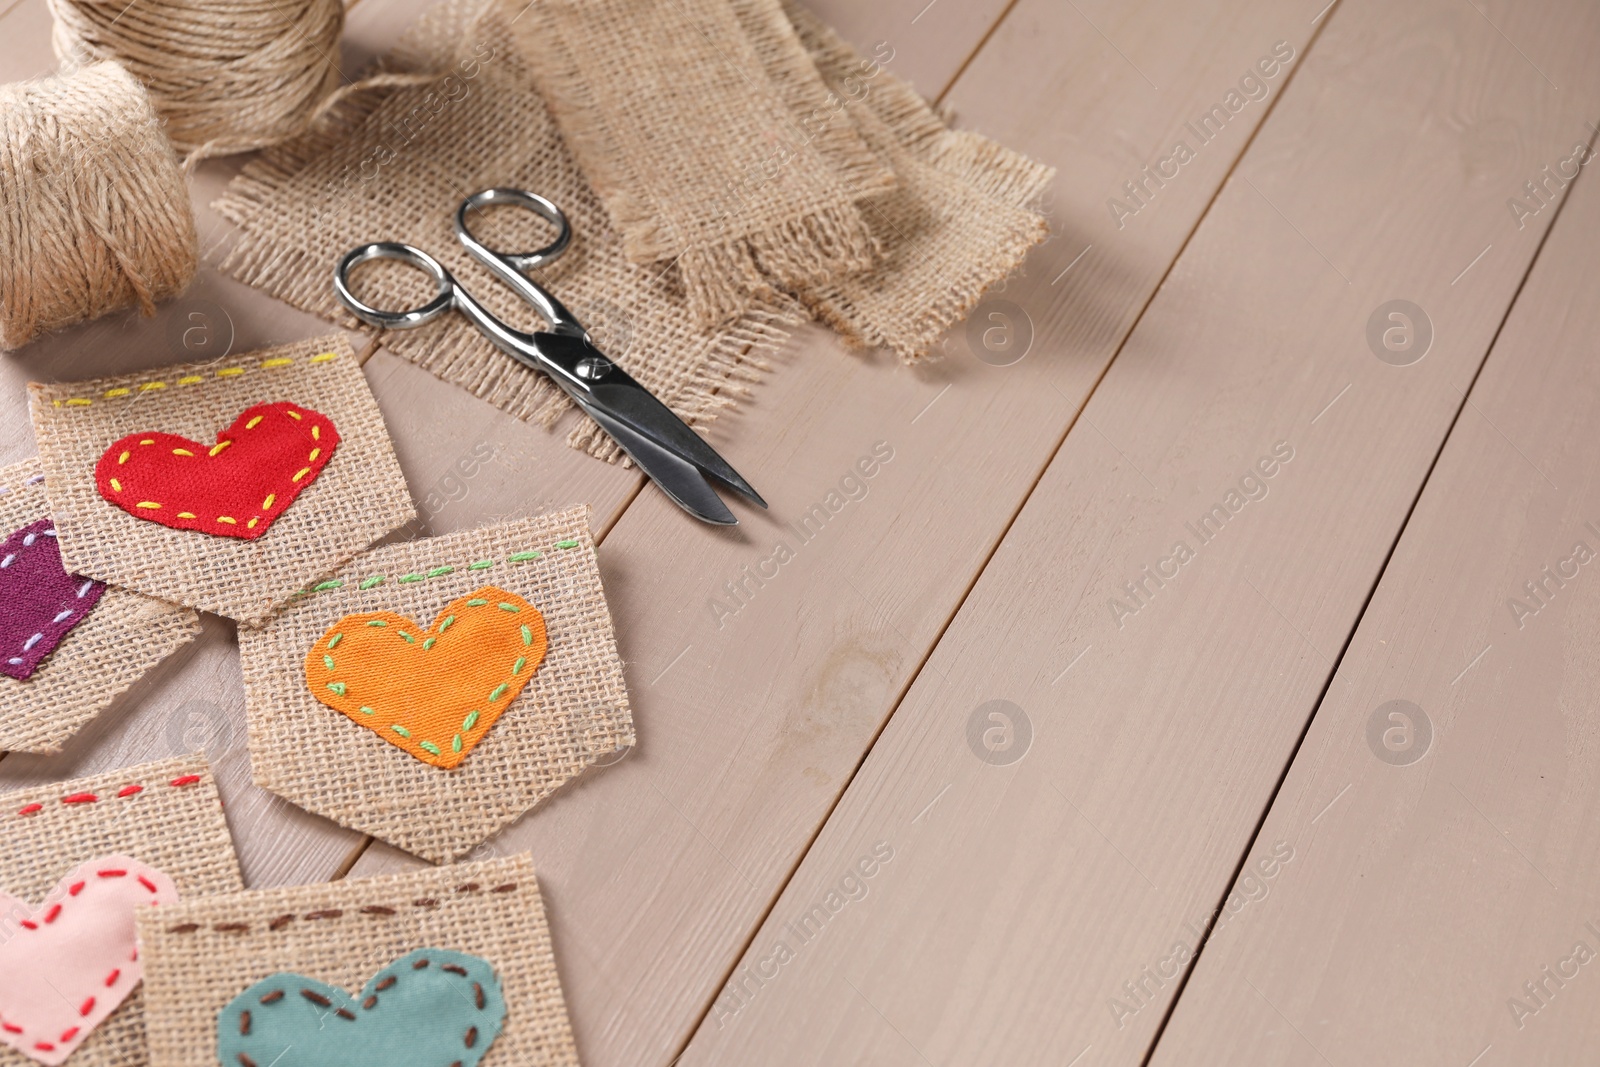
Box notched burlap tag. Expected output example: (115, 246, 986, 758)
(0, 457, 200, 754)
(28, 335, 416, 626)
(215, 0, 800, 464)
(137, 855, 578, 1067)
(507, 0, 894, 326)
(786, 4, 1056, 362)
(0, 755, 243, 1067)
(239, 508, 633, 863)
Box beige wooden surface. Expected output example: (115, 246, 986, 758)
(3, 0, 1599, 1064)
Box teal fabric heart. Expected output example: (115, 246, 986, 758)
(216, 948, 506, 1067)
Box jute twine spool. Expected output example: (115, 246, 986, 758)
(47, 0, 346, 157)
(0, 62, 198, 351)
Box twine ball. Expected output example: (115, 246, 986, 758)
(0, 62, 198, 351)
(47, 0, 345, 156)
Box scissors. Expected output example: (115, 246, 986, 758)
(334, 188, 766, 525)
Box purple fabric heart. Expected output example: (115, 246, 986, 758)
(0, 518, 106, 680)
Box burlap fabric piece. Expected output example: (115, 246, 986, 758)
(0, 457, 200, 754)
(239, 508, 633, 863)
(214, 0, 801, 464)
(137, 854, 577, 1067)
(506, 0, 894, 326)
(0, 754, 243, 1067)
(28, 334, 416, 626)
(785, 4, 1055, 362)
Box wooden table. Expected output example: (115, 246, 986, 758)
(4, 0, 1600, 1063)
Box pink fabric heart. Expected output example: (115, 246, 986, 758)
(0, 856, 178, 1066)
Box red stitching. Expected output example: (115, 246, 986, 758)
(13, 773, 207, 816)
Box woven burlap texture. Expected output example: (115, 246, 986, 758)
(785, 4, 1055, 361)
(28, 334, 417, 626)
(214, 0, 800, 464)
(137, 854, 577, 1067)
(0, 754, 243, 1067)
(508, 0, 894, 326)
(239, 508, 633, 863)
(0, 457, 200, 754)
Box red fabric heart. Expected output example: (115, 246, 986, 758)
(94, 402, 340, 540)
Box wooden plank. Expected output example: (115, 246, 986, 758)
(670, 0, 1600, 1063)
(1149, 113, 1600, 1067)
(345, 2, 1336, 1065)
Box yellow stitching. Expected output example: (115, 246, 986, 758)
(217, 516, 237, 525)
(172, 448, 194, 456)
(216, 368, 245, 378)
(66, 398, 91, 406)
(103, 388, 130, 398)
(178, 376, 203, 385)
(308, 447, 320, 461)
(262, 493, 275, 510)
(245, 416, 263, 429)
(209, 441, 231, 456)
(117, 451, 129, 464)
(310, 352, 338, 362)
(139, 439, 154, 446)
(140, 382, 165, 391)
(109, 478, 121, 492)
(311, 426, 320, 440)
(261, 358, 294, 368)
(136, 501, 161, 510)
(286, 410, 303, 421)
(292, 467, 310, 482)
(247, 518, 259, 529)
(177, 512, 196, 519)
(54, 353, 340, 406)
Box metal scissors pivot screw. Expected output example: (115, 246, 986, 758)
(335, 188, 765, 525)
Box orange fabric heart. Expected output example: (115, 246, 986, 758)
(304, 587, 548, 769)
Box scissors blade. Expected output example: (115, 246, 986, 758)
(581, 402, 738, 525)
(586, 378, 767, 508)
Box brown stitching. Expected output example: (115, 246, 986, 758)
(374, 976, 397, 991)
(162, 884, 519, 933)
(258, 991, 284, 1005)
(238, 1055, 258, 1067)
(335, 1008, 356, 1021)
(465, 1025, 478, 1048)
(472, 982, 485, 1010)
(299, 990, 331, 1007)
(442, 964, 468, 976)
(239, 1010, 251, 1036)
(412, 958, 430, 970)
(362, 995, 378, 1010)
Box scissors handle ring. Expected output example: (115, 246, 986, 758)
(456, 188, 572, 271)
(334, 242, 456, 329)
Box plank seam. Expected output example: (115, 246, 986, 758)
(1138, 72, 1600, 1067)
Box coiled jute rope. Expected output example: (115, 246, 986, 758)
(0, 62, 198, 351)
(47, 0, 347, 158)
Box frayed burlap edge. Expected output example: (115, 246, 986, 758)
(137, 855, 578, 1067)
(786, 3, 1055, 362)
(0, 754, 242, 1067)
(0, 456, 201, 754)
(505, 0, 893, 326)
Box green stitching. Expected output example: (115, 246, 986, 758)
(513, 656, 526, 673)
(397, 631, 416, 644)
(420, 740, 442, 756)
(507, 552, 540, 562)
(520, 625, 532, 646)
(391, 724, 411, 739)
(399, 573, 425, 583)
(322, 654, 335, 671)
(489, 683, 508, 702)
(366, 620, 387, 627)
(423, 637, 437, 650)
(302, 546, 563, 593)
(327, 682, 346, 696)
(359, 706, 374, 715)
(440, 615, 455, 633)
(360, 575, 385, 589)
(327, 633, 343, 649)
(468, 560, 494, 570)
(497, 602, 519, 613)
(466, 598, 489, 607)
(463, 710, 479, 731)
(313, 579, 344, 591)
(427, 566, 454, 577)
(452, 735, 463, 753)
(555, 540, 579, 549)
